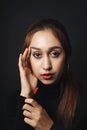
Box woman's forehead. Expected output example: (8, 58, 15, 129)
(29, 29, 62, 48)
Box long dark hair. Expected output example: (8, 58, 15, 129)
(23, 18, 82, 129)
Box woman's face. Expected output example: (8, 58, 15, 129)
(29, 29, 65, 85)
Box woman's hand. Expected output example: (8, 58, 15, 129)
(23, 98, 54, 130)
(18, 48, 38, 97)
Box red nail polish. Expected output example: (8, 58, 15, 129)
(32, 87, 39, 99)
(33, 87, 39, 95)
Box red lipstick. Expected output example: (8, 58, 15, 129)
(41, 73, 54, 80)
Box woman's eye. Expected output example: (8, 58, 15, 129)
(50, 51, 60, 57)
(32, 52, 42, 59)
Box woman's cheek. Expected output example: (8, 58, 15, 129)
(53, 59, 65, 74)
(30, 58, 41, 72)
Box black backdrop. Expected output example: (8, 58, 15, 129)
(1, 0, 87, 130)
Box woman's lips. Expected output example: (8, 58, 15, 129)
(41, 73, 54, 80)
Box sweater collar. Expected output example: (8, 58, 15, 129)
(37, 81, 61, 98)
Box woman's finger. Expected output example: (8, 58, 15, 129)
(22, 47, 31, 67)
(22, 48, 28, 59)
(27, 47, 32, 69)
(22, 48, 29, 67)
(23, 103, 33, 112)
(27, 47, 31, 59)
(24, 117, 34, 127)
(23, 110, 32, 119)
(25, 98, 41, 108)
(18, 54, 23, 71)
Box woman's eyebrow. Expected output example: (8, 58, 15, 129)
(30, 47, 40, 50)
(30, 46, 62, 50)
(48, 46, 63, 50)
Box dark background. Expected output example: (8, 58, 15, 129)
(1, 0, 87, 130)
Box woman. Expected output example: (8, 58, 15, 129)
(13, 18, 82, 130)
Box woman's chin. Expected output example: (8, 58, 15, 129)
(39, 79, 56, 85)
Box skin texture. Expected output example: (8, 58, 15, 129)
(30, 29, 65, 85)
(18, 29, 65, 130)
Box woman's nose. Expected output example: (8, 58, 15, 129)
(42, 56, 52, 71)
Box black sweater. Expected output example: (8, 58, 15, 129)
(12, 82, 87, 130)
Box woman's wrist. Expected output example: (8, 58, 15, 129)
(20, 90, 31, 98)
(20, 92, 29, 98)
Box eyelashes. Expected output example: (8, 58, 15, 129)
(32, 50, 61, 59)
(50, 51, 60, 57)
(32, 52, 42, 59)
